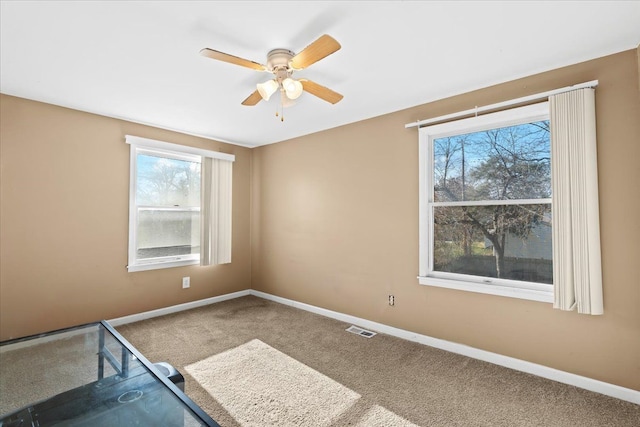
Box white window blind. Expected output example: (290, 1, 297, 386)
(201, 157, 233, 265)
(550, 88, 603, 314)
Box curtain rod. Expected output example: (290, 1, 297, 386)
(405, 80, 599, 129)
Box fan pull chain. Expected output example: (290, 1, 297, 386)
(280, 94, 284, 121)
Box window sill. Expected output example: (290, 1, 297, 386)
(127, 258, 199, 272)
(417, 276, 553, 303)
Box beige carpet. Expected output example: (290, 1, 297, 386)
(116, 296, 640, 426)
(185, 339, 418, 427)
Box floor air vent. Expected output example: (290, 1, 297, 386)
(346, 325, 377, 338)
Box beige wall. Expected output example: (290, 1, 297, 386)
(1, 49, 638, 391)
(251, 49, 640, 390)
(0, 95, 252, 340)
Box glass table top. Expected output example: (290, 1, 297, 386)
(0, 320, 219, 426)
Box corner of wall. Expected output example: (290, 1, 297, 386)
(248, 145, 254, 290)
(636, 44, 640, 93)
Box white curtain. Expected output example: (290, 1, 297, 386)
(201, 157, 233, 266)
(550, 88, 603, 314)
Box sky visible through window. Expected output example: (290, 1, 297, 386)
(433, 121, 551, 202)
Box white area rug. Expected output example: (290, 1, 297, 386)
(185, 339, 418, 426)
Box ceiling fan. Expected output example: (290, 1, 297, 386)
(200, 34, 344, 111)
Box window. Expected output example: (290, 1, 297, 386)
(418, 103, 553, 302)
(132, 148, 201, 269)
(126, 135, 234, 272)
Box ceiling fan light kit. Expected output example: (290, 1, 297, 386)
(200, 34, 343, 120)
(282, 78, 303, 100)
(257, 79, 279, 101)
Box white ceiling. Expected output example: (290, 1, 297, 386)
(1, 1, 639, 148)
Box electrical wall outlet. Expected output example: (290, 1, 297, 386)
(388, 295, 395, 306)
(182, 277, 190, 289)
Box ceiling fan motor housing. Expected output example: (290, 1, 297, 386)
(266, 49, 295, 72)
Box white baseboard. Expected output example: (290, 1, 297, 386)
(250, 290, 640, 405)
(108, 290, 250, 327)
(107, 288, 639, 404)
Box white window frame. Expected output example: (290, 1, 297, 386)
(125, 135, 234, 273)
(418, 102, 553, 302)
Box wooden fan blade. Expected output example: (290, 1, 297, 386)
(300, 79, 343, 104)
(200, 48, 266, 71)
(290, 35, 341, 70)
(241, 90, 263, 106)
